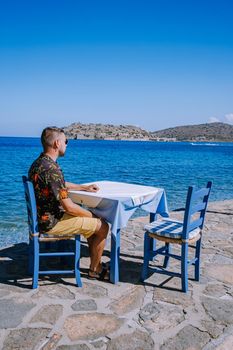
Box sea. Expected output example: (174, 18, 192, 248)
(0, 137, 232, 248)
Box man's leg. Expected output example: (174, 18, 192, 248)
(45, 214, 109, 275)
(87, 219, 109, 273)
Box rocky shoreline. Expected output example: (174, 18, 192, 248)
(0, 199, 233, 349)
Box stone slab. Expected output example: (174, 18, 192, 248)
(32, 284, 75, 300)
(201, 320, 225, 339)
(71, 299, 97, 312)
(56, 345, 90, 350)
(78, 282, 108, 298)
(203, 326, 233, 350)
(106, 329, 154, 350)
(201, 296, 233, 325)
(91, 340, 106, 348)
(160, 325, 210, 350)
(0, 299, 35, 329)
(139, 302, 184, 331)
(204, 264, 233, 284)
(64, 313, 124, 341)
(30, 304, 63, 325)
(153, 287, 193, 307)
(203, 283, 229, 298)
(109, 286, 145, 315)
(2, 327, 51, 350)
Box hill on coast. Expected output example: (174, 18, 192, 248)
(63, 122, 233, 142)
(63, 123, 150, 141)
(150, 122, 233, 142)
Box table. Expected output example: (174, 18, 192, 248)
(69, 181, 169, 283)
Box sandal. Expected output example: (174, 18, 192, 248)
(88, 265, 110, 281)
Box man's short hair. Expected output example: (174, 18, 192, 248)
(41, 126, 65, 149)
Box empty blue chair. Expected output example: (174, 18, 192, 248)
(141, 182, 212, 292)
(22, 176, 82, 289)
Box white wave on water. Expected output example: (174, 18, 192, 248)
(190, 142, 220, 146)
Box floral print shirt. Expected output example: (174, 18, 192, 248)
(28, 153, 69, 232)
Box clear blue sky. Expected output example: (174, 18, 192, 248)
(0, 0, 233, 136)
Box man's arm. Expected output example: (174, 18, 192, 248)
(60, 197, 95, 218)
(65, 181, 99, 192)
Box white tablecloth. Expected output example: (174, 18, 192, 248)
(69, 181, 169, 236)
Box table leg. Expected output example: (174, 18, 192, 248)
(110, 229, 120, 284)
(149, 213, 157, 256)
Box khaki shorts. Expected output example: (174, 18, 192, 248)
(46, 213, 99, 239)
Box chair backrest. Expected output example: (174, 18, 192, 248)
(22, 176, 39, 235)
(182, 181, 212, 239)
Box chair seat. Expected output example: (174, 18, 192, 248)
(144, 218, 200, 240)
(29, 232, 77, 240)
(40, 233, 76, 238)
(39, 233, 77, 242)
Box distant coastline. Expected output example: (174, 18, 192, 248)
(1, 121, 233, 142)
(63, 122, 233, 142)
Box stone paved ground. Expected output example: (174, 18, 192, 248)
(0, 200, 233, 350)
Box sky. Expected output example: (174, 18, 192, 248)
(0, 0, 233, 136)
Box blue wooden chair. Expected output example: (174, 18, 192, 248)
(141, 182, 212, 292)
(22, 176, 82, 289)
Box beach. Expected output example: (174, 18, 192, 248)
(0, 199, 232, 349)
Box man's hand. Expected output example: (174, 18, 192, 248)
(84, 184, 99, 192)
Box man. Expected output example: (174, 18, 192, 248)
(29, 126, 109, 280)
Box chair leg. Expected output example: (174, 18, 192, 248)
(28, 240, 33, 275)
(141, 233, 152, 281)
(149, 236, 157, 261)
(32, 240, 39, 289)
(75, 236, 82, 287)
(194, 237, 202, 281)
(181, 242, 188, 292)
(163, 243, 171, 268)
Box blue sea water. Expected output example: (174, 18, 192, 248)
(0, 137, 233, 248)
